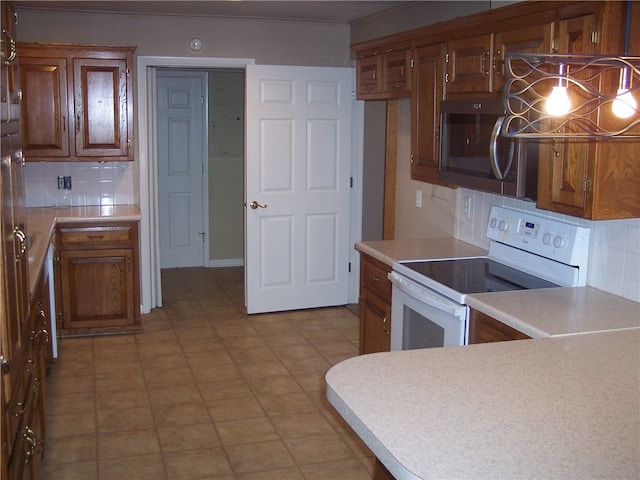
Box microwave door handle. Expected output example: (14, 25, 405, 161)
(489, 116, 515, 180)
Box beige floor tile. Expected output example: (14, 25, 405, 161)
(198, 379, 253, 403)
(225, 439, 296, 474)
(38, 268, 364, 480)
(97, 406, 156, 433)
(163, 447, 233, 479)
(284, 432, 356, 466)
(98, 429, 160, 459)
(257, 391, 319, 417)
(47, 411, 96, 439)
(157, 423, 221, 452)
(152, 401, 212, 428)
(216, 417, 280, 445)
(247, 374, 303, 396)
(235, 466, 305, 480)
(299, 457, 373, 480)
(147, 382, 202, 406)
(95, 387, 150, 410)
(38, 460, 98, 480)
(43, 434, 97, 465)
(270, 411, 336, 439)
(98, 453, 167, 479)
(207, 395, 265, 422)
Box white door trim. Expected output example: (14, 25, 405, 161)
(136, 56, 362, 315)
(136, 56, 254, 313)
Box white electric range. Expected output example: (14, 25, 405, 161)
(388, 205, 591, 350)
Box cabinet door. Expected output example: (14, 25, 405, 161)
(382, 48, 411, 95)
(537, 14, 595, 216)
(468, 309, 530, 344)
(59, 248, 135, 330)
(493, 23, 552, 92)
(446, 34, 494, 95)
(19, 57, 70, 158)
(411, 43, 445, 183)
(73, 57, 130, 158)
(360, 291, 391, 354)
(356, 55, 382, 98)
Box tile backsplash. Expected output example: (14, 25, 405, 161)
(455, 188, 640, 303)
(24, 161, 135, 207)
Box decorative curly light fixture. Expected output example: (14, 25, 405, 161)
(502, 2, 639, 138)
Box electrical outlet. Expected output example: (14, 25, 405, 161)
(415, 189, 422, 208)
(463, 195, 472, 218)
(57, 175, 72, 190)
(57, 176, 65, 190)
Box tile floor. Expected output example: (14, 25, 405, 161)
(38, 267, 374, 479)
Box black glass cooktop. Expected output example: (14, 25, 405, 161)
(403, 258, 560, 294)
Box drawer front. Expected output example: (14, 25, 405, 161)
(57, 223, 135, 246)
(361, 255, 392, 299)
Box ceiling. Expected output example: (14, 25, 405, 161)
(12, 1, 417, 24)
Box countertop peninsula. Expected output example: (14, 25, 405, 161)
(337, 237, 640, 479)
(327, 329, 639, 480)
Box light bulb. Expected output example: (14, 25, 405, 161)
(612, 88, 637, 119)
(545, 86, 572, 116)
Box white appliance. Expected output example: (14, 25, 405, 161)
(388, 206, 591, 351)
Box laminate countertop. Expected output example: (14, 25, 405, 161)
(337, 237, 640, 479)
(25, 205, 141, 295)
(326, 328, 639, 480)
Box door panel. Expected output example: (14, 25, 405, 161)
(157, 71, 206, 268)
(245, 65, 353, 314)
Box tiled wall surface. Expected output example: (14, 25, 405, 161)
(455, 188, 640, 303)
(24, 161, 135, 208)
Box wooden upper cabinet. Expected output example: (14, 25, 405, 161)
(19, 56, 70, 157)
(411, 43, 445, 183)
(493, 23, 553, 93)
(355, 43, 411, 99)
(356, 52, 383, 98)
(18, 43, 134, 162)
(445, 34, 494, 95)
(73, 57, 130, 157)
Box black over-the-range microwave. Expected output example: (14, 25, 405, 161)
(438, 99, 539, 200)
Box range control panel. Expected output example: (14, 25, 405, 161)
(486, 206, 591, 266)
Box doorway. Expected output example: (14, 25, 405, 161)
(137, 56, 363, 314)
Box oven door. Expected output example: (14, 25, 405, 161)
(389, 272, 468, 351)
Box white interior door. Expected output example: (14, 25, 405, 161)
(245, 65, 353, 314)
(157, 71, 207, 268)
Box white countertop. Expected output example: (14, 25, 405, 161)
(327, 329, 640, 479)
(356, 238, 488, 266)
(26, 205, 141, 294)
(467, 287, 640, 338)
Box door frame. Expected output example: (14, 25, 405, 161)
(136, 56, 363, 314)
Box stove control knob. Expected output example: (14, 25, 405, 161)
(553, 235, 566, 248)
(498, 220, 508, 232)
(490, 218, 498, 229)
(543, 233, 552, 245)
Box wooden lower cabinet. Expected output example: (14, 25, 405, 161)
(373, 458, 397, 480)
(55, 221, 141, 336)
(359, 254, 392, 354)
(468, 309, 530, 344)
(5, 268, 51, 480)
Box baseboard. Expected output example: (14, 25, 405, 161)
(209, 258, 244, 268)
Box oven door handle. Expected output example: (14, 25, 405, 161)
(388, 272, 467, 321)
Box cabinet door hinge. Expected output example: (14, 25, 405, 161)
(445, 53, 449, 63)
(350, 177, 353, 188)
(1, 355, 9, 374)
(127, 139, 131, 149)
(445, 72, 449, 83)
(348, 262, 351, 273)
(591, 30, 600, 45)
(584, 178, 592, 192)
(551, 38, 559, 52)
(351, 90, 356, 101)
(125, 68, 130, 76)
(410, 58, 415, 68)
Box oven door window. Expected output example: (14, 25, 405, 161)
(402, 305, 445, 350)
(390, 280, 467, 351)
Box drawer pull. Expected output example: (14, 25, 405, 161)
(86, 235, 105, 240)
(381, 315, 390, 335)
(367, 275, 382, 283)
